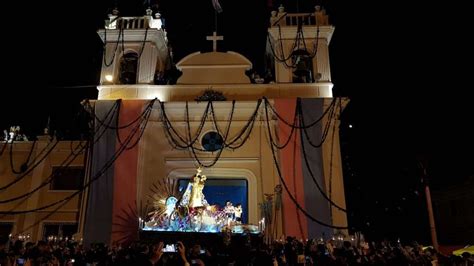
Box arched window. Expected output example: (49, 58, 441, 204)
(119, 52, 139, 84)
(291, 49, 314, 83)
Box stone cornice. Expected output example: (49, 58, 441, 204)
(97, 29, 166, 50)
(97, 82, 334, 101)
(268, 25, 335, 43)
(155, 101, 262, 121)
(323, 97, 350, 120)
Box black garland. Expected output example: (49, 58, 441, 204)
(263, 98, 346, 213)
(301, 21, 320, 59)
(0, 97, 345, 224)
(0, 141, 86, 204)
(195, 89, 227, 102)
(186, 101, 234, 168)
(137, 27, 149, 59)
(17, 191, 73, 234)
(0, 99, 153, 214)
(115, 99, 157, 150)
(0, 140, 60, 191)
(160, 101, 211, 151)
(103, 22, 148, 69)
(298, 98, 336, 148)
(264, 97, 336, 129)
(267, 19, 321, 69)
(160, 100, 261, 152)
(263, 99, 348, 229)
(266, 99, 299, 150)
(15, 142, 92, 233)
(329, 98, 344, 220)
(83, 99, 155, 150)
(9, 139, 36, 174)
(266, 28, 297, 67)
(298, 99, 347, 212)
(264, 98, 335, 150)
(0, 100, 123, 202)
(209, 100, 261, 149)
(103, 27, 124, 67)
(292, 116, 306, 237)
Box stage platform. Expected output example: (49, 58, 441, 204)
(139, 230, 262, 248)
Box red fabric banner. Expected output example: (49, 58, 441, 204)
(111, 100, 144, 244)
(275, 99, 308, 239)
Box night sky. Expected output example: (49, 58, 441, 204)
(1, 0, 472, 243)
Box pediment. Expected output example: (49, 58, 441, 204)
(176, 51, 252, 84)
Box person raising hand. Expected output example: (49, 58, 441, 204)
(149, 242, 164, 265)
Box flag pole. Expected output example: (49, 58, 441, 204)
(418, 160, 439, 251)
(214, 8, 218, 33)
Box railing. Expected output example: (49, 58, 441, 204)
(106, 15, 164, 30)
(117, 17, 147, 29)
(106, 16, 149, 29)
(270, 6, 329, 27)
(284, 13, 316, 27)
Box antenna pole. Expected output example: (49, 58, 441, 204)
(214, 9, 218, 33)
(418, 160, 439, 251)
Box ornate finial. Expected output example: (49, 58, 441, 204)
(278, 4, 285, 13)
(106, 9, 119, 29)
(264, 193, 274, 201)
(146, 8, 153, 16)
(270, 10, 279, 26)
(314, 5, 329, 25)
(274, 184, 282, 194)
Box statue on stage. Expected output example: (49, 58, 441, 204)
(189, 168, 207, 208)
(143, 167, 259, 234)
(180, 167, 209, 209)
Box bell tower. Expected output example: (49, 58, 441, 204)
(267, 5, 333, 86)
(97, 8, 169, 85)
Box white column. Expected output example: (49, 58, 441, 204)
(316, 39, 331, 82)
(138, 43, 158, 84)
(321, 99, 348, 234)
(101, 42, 120, 84)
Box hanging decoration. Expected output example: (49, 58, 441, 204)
(259, 193, 274, 242)
(2, 97, 349, 234)
(195, 89, 227, 102)
(274, 185, 282, 211)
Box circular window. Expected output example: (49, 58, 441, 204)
(201, 131, 224, 152)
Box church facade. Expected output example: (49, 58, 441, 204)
(83, 4, 347, 245)
(0, 5, 348, 243)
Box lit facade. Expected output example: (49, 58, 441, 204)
(0, 5, 349, 243)
(0, 137, 85, 241)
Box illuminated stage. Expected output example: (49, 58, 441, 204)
(138, 229, 262, 248)
(142, 223, 260, 234)
(143, 168, 261, 235)
(132, 166, 262, 247)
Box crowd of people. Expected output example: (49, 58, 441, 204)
(0, 234, 472, 266)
